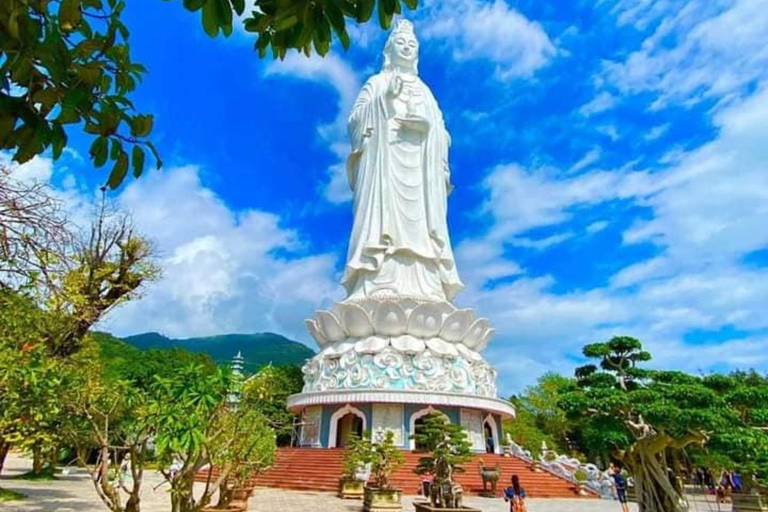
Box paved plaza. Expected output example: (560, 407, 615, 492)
(7, 453, 728, 512)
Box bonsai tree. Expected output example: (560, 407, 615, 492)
(370, 430, 405, 489)
(342, 431, 374, 482)
(561, 336, 734, 512)
(411, 413, 473, 508)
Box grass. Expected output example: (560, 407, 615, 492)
(0, 487, 27, 502)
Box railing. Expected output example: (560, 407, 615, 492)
(502, 436, 614, 499)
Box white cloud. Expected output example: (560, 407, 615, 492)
(420, 0, 556, 81)
(644, 123, 669, 141)
(596, 124, 620, 141)
(578, 91, 617, 117)
(461, 82, 768, 392)
(603, 0, 768, 108)
(586, 220, 609, 234)
(0, 154, 53, 183)
(569, 148, 601, 173)
(105, 167, 342, 342)
(509, 233, 573, 250)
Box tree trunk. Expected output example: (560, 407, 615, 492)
(622, 440, 688, 512)
(0, 439, 10, 474)
(32, 441, 44, 474)
(49, 445, 58, 471)
(76, 445, 88, 467)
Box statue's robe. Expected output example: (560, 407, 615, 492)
(342, 70, 464, 302)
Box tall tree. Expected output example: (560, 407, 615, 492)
(48, 199, 159, 356)
(508, 372, 575, 456)
(561, 336, 733, 512)
(0, 166, 70, 292)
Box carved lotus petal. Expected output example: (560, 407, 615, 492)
(372, 301, 407, 336)
(426, 337, 459, 357)
(475, 328, 495, 352)
(456, 343, 482, 362)
(325, 340, 355, 357)
(406, 303, 445, 338)
(463, 318, 490, 349)
(438, 309, 474, 342)
(354, 336, 389, 354)
(305, 319, 328, 348)
(391, 335, 426, 354)
(316, 310, 346, 342)
(341, 303, 374, 338)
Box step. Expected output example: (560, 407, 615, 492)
(196, 448, 594, 499)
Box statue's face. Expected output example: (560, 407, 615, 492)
(391, 32, 418, 64)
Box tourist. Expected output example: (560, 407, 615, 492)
(611, 463, 630, 512)
(704, 467, 715, 493)
(503, 474, 527, 512)
(732, 470, 743, 492)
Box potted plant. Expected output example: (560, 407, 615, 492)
(363, 430, 406, 512)
(410, 413, 480, 512)
(340, 432, 373, 499)
(573, 468, 589, 496)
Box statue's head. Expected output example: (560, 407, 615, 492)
(383, 19, 419, 74)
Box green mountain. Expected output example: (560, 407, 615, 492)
(122, 332, 315, 373)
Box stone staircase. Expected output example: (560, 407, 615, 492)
(198, 448, 592, 498)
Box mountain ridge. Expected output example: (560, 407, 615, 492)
(122, 331, 315, 372)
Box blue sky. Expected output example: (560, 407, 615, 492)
(9, 0, 768, 394)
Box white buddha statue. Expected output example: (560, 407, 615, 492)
(342, 19, 464, 303)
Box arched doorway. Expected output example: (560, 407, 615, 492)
(336, 413, 364, 447)
(484, 422, 494, 453)
(483, 414, 499, 454)
(328, 404, 367, 448)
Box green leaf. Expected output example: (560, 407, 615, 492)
(356, 0, 375, 22)
(402, 0, 417, 10)
(378, 0, 394, 29)
(129, 115, 153, 137)
(90, 137, 109, 167)
(274, 15, 299, 31)
(202, 0, 220, 37)
(51, 125, 67, 159)
(108, 151, 129, 188)
(131, 145, 145, 178)
(230, 0, 245, 16)
(59, 0, 83, 32)
(218, 0, 234, 36)
(184, 0, 206, 10)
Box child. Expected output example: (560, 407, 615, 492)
(504, 474, 527, 512)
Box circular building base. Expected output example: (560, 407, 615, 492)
(288, 389, 515, 452)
